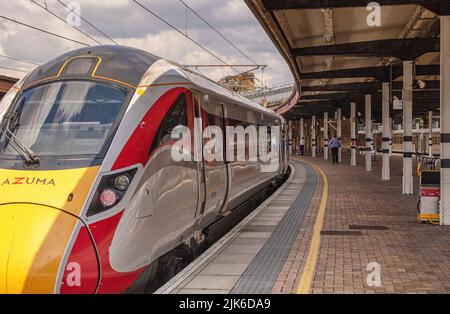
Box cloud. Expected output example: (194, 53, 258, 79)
(0, 0, 293, 86)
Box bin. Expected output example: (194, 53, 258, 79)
(418, 170, 440, 223)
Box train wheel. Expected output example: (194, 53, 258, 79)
(127, 261, 159, 294)
(189, 237, 200, 259)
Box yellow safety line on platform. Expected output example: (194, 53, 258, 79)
(296, 160, 328, 294)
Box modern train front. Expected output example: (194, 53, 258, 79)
(0, 46, 160, 293)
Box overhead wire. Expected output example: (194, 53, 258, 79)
(0, 14, 90, 46)
(2, 1, 262, 81)
(179, 0, 259, 66)
(0, 54, 41, 66)
(132, 0, 241, 74)
(56, 0, 119, 45)
(0, 64, 30, 74)
(29, 0, 103, 45)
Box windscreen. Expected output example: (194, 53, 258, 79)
(0, 81, 128, 157)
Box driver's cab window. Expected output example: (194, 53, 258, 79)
(150, 93, 187, 153)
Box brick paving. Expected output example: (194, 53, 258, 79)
(277, 153, 450, 294)
(272, 162, 323, 294)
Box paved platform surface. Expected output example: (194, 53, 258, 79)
(157, 153, 450, 294)
(285, 153, 450, 294)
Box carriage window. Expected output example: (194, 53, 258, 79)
(202, 101, 225, 166)
(267, 124, 272, 152)
(150, 94, 187, 153)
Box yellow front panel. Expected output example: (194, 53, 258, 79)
(0, 204, 79, 293)
(0, 207, 17, 293)
(0, 167, 100, 215)
(0, 166, 100, 293)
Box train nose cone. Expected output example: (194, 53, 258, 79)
(0, 204, 81, 294)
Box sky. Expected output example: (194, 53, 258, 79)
(0, 0, 293, 88)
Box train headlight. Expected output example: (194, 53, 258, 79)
(100, 188, 119, 208)
(86, 168, 137, 217)
(114, 174, 131, 191)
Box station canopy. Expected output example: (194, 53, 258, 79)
(245, 1, 444, 121)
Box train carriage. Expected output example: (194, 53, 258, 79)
(0, 46, 287, 294)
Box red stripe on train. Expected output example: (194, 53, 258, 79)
(60, 211, 145, 294)
(60, 88, 195, 293)
(112, 87, 192, 170)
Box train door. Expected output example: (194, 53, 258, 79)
(134, 90, 199, 258)
(193, 92, 228, 222)
(281, 121, 289, 174)
(192, 91, 206, 220)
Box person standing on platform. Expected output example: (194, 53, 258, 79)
(329, 135, 340, 164)
(300, 137, 305, 156)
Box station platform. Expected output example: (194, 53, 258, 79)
(156, 154, 450, 294)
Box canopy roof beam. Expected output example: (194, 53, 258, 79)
(301, 64, 440, 81)
(262, 0, 450, 16)
(292, 38, 440, 61)
(300, 90, 440, 101)
(302, 80, 440, 92)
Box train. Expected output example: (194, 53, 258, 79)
(0, 46, 288, 294)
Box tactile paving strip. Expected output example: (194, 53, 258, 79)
(230, 164, 318, 294)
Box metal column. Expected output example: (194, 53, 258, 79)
(300, 118, 304, 140)
(337, 108, 342, 163)
(389, 117, 393, 156)
(288, 120, 293, 155)
(403, 60, 414, 195)
(429, 111, 434, 157)
(312, 116, 316, 158)
(324, 112, 329, 160)
(365, 95, 372, 172)
(382, 82, 390, 180)
(351, 102, 357, 166)
(441, 15, 450, 225)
